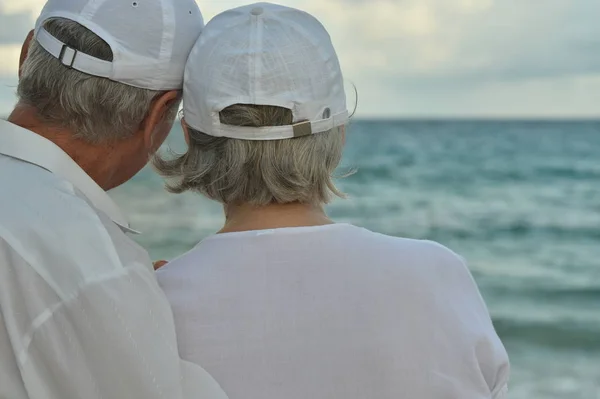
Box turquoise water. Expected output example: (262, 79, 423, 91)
(111, 120, 600, 399)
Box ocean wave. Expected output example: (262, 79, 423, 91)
(487, 285, 600, 303)
(493, 317, 600, 351)
(518, 286, 600, 302)
(428, 222, 600, 241)
(534, 166, 600, 180)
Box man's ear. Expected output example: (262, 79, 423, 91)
(19, 30, 35, 79)
(142, 90, 180, 152)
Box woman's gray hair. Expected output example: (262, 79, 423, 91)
(153, 104, 347, 206)
(18, 18, 178, 143)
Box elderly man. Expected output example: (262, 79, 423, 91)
(0, 1, 226, 398)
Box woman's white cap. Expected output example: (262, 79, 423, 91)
(183, 2, 348, 141)
(33, 0, 204, 90)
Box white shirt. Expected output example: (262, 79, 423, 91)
(0, 120, 227, 399)
(159, 224, 510, 399)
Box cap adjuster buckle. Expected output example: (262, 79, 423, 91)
(292, 121, 312, 138)
(58, 44, 77, 69)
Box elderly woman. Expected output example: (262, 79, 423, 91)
(155, 3, 510, 399)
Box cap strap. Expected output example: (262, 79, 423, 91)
(190, 110, 349, 141)
(36, 27, 113, 78)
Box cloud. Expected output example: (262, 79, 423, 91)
(304, 0, 600, 81)
(0, 44, 20, 75)
(0, 0, 45, 14)
(294, 0, 600, 116)
(364, 73, 600, 118)
(0, 0, 599, 117)
(0, 9, 34, 45)
(445, 0, 600, 81)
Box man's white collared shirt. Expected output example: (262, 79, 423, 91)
(0, 120, 226, 399)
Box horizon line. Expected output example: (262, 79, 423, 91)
(351, 116, 600, 122)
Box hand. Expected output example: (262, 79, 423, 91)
(153, 260, 168, 270)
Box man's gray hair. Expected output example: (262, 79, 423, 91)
(18, 18, 176, 143)
(153, 104, 347, 206)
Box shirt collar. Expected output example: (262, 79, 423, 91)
(0, 119, 140, 234)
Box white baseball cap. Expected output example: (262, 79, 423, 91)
(183, 2, 348, 141)
(33, 0, 204, 90)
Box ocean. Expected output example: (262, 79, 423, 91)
(111, 120, 600, 399)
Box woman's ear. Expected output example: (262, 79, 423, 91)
(19, 30, 35, 79)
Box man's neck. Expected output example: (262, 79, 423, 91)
(220, 202, 334, 234)
(8, 105, 119, 190)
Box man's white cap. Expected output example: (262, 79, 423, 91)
(183, 2, 348, 141)
(34, 0, 204, 90)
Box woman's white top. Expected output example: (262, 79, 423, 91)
(159, 223, 510, 399)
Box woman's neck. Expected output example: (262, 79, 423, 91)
(219, 202, 333, 234)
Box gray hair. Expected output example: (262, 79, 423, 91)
(153, 104, 347, 206)
(17, 18, 178, 143)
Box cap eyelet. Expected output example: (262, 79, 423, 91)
(323, 108, 331, 119)
(132, 2, 138, 7)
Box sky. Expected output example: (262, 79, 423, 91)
(1, 0, 599, 118)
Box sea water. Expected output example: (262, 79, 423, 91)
(112, 120, 600, 399)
